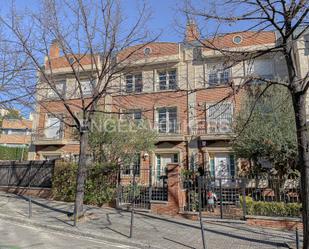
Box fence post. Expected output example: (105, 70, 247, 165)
(198, 176, 207, 249)
(149, 165, 152, 205)
(219, 178, 223, 219)
(129, 164, 136, 238)
(28, 161, 32, 219)
(242, 179, 247, 221)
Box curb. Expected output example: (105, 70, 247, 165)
(0, 213, 162, 249)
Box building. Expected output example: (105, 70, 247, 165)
(29, 23, 308, 181)
(0, 119, 32, 147)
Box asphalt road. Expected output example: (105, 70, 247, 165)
(0, 219, 138, 249)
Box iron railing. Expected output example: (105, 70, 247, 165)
(117, 168, 168, 210)
(183, 175, 301, 218)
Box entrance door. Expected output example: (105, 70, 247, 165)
(154, 153, 178, 185)
(215, 154, 230, 179)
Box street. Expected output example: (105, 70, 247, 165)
(0, 220, 137, 249)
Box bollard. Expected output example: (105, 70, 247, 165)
(296, 227, 299, 249)
(28, 196, 32, 218)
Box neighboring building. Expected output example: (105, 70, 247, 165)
(0, 119, 32, 147)
(0, 109, 9, 117)
(29, 23, 308, 181)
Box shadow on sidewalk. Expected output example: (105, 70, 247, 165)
(17, 194, 74, 216)
(131, 211, 292, 248)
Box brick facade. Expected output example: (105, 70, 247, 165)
(28, 29, 308, 222)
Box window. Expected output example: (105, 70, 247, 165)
(157, 107, 177, 133)
(47, 81, 65, 99)
(208, 65, 230, 85)
(80, 80, 92, 96)
(233, 35, 242, 44)
(158, 70, 177, 90)
(122, 155, 140, 176)
(121, 109, 142, 122)
(251, 59, 274, 81)
(207, 102, 233, 134)
(44, 115, 62, 139)
(125, 73, 143, 93)
(2, 129, 28, 135)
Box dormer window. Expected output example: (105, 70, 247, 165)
(144, 47, 151, 56)
(125, 73, 143, 93)
(158, 69, 177, 91)
(233, 35, 242, 44)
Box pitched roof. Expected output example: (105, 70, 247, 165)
(202, 31, 276, 50)
(45, 54, 96, 69)
(117, 42, 179, 62)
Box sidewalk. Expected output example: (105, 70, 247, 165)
(0, 191, 301, 249)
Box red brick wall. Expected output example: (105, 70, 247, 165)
(112, 91, 188, 134)
(151, 163, 181, 216)
(195, 86, 245, 133)
(246, 217, 303, 231)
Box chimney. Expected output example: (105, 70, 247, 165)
(185, 20, 200, 43)
(49, 39, 60, 58)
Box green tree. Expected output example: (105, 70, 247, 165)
(232, 86, 298, 177)
(89, 114, 157, 179)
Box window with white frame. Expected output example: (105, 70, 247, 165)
(208, 64, 230, 85)
(44, 115, 62, 139)
(156, 107, 177, 133)
(206, 102, 233, 134)
(47, 81, 65, 99)
(158, 69, 177, 90)
(125, 73, 143, 93)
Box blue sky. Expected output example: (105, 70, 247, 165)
(1, 0, 185, 42)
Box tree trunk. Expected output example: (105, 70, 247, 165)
(74, 130, 89, 225)
(292, 92, 309, 249)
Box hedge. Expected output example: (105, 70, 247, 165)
(241, 196, 301, 217)
(52, 161, 117, 206)
(0, 145, 28, 160)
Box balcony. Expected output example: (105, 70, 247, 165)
(154, 122, 184, 141)
(193, 119, 234, 140)
(32, 130, 68, 145)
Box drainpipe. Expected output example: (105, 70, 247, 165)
(186, 60, 190, 170)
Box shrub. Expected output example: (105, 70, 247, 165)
(52, 161, 117, 206)
(0, 145, 28, 160)
(240, 196, 301, 217)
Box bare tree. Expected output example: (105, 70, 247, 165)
(183, 0, 308, 247)
(0, 25, 34, 113)
(0, 0, 156, 224)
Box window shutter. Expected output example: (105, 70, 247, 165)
(156, 155, 161, 181)
(230, 154, 235, 177)
(209, 156, 215, 177)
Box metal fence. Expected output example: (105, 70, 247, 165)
(183, 175, 301, 219)
(117, 167, 168, 210)
(0, 160, 54, 188)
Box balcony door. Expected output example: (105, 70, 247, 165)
(156, 107, 177, 133)
(44, 116, 61, 139)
